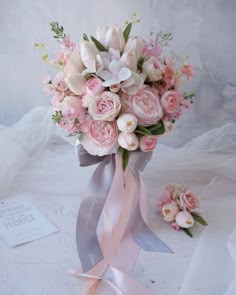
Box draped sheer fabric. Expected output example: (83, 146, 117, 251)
(0, 106, 235, 294)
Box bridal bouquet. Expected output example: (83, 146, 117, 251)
(36, 15, 195, 294)
(38, 17, 194, 170)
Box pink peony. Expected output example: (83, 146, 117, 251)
(139, 135, 158, 152)
(161, 91, 180, 114)
(88, 91, 121, 121)
(179, 190, 200, 212)
(121, 87, 163, 126)
(81, 120, 119, 156)
(85, 77, 105, 96)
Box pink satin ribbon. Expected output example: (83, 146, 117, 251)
(71, 155, 158, 294)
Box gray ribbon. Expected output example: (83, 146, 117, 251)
(75, 145, 116, 272)
(75, 145, 173, 273)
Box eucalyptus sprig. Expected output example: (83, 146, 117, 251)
(184, 91, 196, 103)
(50, 21, 68, 42)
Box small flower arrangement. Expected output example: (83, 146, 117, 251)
(36, 15, 195, 170)
(158, 184, 208, 237)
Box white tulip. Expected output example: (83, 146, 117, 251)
(175, 211, 194, 228)
(117, 113, 138, 133)
(64, 51, 85, 76)
(96, 25, 109, 45)
(118, 132, 139, 151)
(121, 51, 138, 72)
(64, 73, 87, 95)
(105, 25, 125, 52)
(123, 37, 144, 60)
(161, 202, 179, 222)
(80, 40, 98, 72)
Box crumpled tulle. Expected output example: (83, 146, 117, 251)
(0, 106, 236, 294)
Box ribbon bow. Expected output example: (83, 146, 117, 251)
(74, 144, 173, 294)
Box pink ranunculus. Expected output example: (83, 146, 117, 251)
(179, 190, 200, 212)
(81, 120, 119, 156)
(85, 77, 105, 96)
(181, 64, 193, 80)
(139, 135, 158, 152)
(122, 87, 163, 126)
(161, 91, 180, 114)
(88, 91, 121, 121)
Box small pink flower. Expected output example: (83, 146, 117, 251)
(161, 91, 180, 114)
(179, 190, 200, 212)
(121, 87, 163, 126)
(143, 39, 162, 58)
(81, 119, 119, 156)
(139, 135, 158, 152)
(181, 64, 193, 79)
(44, 84, 55, 95)
(171, 222, 180, 231)
(53, 72, 68, 92)
(85, 77, 105, 96)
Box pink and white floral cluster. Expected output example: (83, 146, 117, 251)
(40, 20, 194, 164)
(158, 184, 207, 237)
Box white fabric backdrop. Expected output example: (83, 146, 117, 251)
(0, 0, 236, 146)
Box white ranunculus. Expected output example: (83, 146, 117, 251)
(80, 40, 98, 73)
(118, 132, 139, 151)
(123, 37, 144, 60)
(175, 211, 194, 228)
(64, 73, 87, 95)
(161, 202, 179, 222)
(117, 113, 138, 133)
(64, 51, 85, 76)
(105, 25, 125, 52)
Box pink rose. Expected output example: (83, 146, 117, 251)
(85, 77, 105, 96)
(81, 120, 119, 156)
(121, 87, 163, 126)
(139, 135, 158, 152)
(179, 190, 200, 212)
(161, 91, 180, 114)
(88, 91, 121, 121)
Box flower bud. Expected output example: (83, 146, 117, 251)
(124, 37, 144, 60)
(117, 113, 138, 133)
(175, 211, 194, 228)
(80, 40, 98, 72)
(118, 132, 139, 151)
(161, 202, 179, 222)
(96, 25, 109, 45)
(105, 25, 125, 52)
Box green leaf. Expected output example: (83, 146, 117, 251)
(120, 148, 129, 172)
(90, 36, 107, 51)
(135, 125, 152, 136)
(123, 23, 132, 42)
(83, 33, 89, 41)
(192, 213, 208, 226)
(182, 228, 193, 238)
(146, 120, 165, 135)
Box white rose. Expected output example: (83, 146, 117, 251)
(161, 202, 179, 222)
(105, 25, 125, 52)
(117, 113, 138, 133)
(175, 211, 194, 228)
(118, 132, 139, 151)
(123, 37, 144, 60)
(143, 56, 162, 82)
